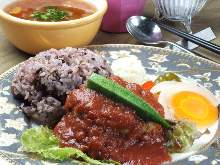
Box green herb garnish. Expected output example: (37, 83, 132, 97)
(21, 127, 120, 164)
(31, 7, 68, 22)
(155, 72, 181, 84)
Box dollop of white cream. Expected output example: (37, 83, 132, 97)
(111, 56, 149, 84)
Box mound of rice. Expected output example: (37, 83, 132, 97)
(12, 47, 112, 125)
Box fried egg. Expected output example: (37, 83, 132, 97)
(151, 81, 219, 130)
(151, 81, 220, 161)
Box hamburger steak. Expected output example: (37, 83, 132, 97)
(54, 76, 171, 165)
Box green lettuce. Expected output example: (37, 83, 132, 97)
(165, 120, 201, 153)
(21, 127, 120, 165)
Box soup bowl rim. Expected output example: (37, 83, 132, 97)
(0, 0, 107, 28)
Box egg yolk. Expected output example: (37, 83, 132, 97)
(171, 91, 218, 128)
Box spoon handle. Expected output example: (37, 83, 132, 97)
(159, 41, 193, 54)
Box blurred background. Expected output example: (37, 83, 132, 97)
(93, 0, 220, 61)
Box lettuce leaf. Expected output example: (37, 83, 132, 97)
(21, 127, 120, 165)
(165, 120, 201, 153)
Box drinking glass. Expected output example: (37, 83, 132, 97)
(152, 0, 208, 33)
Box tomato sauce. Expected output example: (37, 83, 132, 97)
(54, 76, 171, 165)
(4, 0, 96, 21)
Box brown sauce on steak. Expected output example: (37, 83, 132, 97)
(53, 76, 171, 165)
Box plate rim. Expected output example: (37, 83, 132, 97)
(87, 44, 220, 67)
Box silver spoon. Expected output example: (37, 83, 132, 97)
(126, 16, 192, 54)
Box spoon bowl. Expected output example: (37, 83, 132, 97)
(126, 16, 192, 53)
(126, 16, 163, 44)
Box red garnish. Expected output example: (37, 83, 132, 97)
(142, 81, 155, 90)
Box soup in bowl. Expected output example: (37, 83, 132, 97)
(0, 0, 107, 54)
(4, 0, 97, 22)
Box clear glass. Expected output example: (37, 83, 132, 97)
(152, 0, 208, 33)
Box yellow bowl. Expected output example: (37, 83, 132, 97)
(0, 0, 107, 54)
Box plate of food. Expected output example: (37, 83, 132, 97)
(0, 44, 220, 165)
